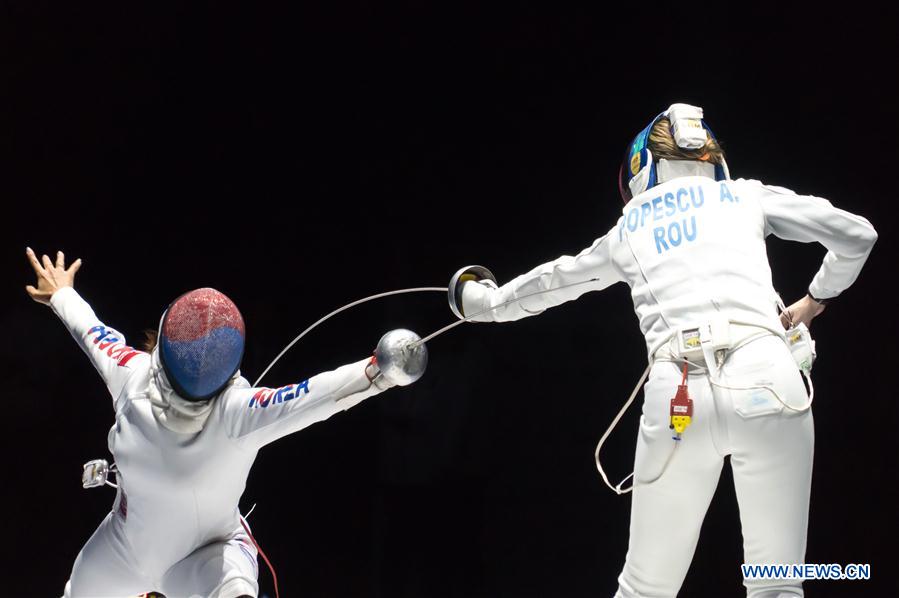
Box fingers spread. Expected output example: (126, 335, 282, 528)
(25, 247, 45, 274)
(68, 258, 82, 275)
(56, 251, 65, 268)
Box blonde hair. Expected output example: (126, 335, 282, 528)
(648, 116, 725, 165)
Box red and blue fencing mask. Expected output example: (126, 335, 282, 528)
(158, 288, 245, 401)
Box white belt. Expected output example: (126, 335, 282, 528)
(654, 319, 778, 374)
(596, 320, 811, 497)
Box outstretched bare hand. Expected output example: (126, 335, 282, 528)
(25, 247, 82, 306)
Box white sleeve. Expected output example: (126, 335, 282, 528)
(220, 358, 384, 450)
(468, 230, 625, 322)
(49, 287, 146, 407)
(748, 180, 878, 300)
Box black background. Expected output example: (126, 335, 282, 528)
(2, 4, 896, 597)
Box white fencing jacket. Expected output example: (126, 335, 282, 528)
(464, 176, 877, 357)
(51, 286, 382, 579)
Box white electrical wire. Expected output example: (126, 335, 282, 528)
(594, 326, 814, 495)
(593, 362, 651, 495)
(256, 279, 602, 386)
(675, 328, 814, 413)
(106, 463, 119, 488)
(255, 280, 812, 496)
(707, 366, 814, 412)
(254, 287, 447, 386)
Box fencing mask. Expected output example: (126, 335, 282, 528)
(618, 103, 730, 203)
(158, 288, 245, 402)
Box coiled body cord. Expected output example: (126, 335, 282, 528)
(594, 328, 813, 495)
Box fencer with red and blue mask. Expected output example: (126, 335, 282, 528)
(618, 103, 731, 203)
(158, 288, 246, 401)
(52, 278, 418, 596)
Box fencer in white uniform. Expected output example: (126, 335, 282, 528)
(450, 104, 877, 597)
(24, 249, 427, 598)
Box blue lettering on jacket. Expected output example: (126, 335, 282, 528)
(84, 325, 141, 366)
(620, 184, 705, 241)
(621, 184, 731, 250)
(653, 216, 698, 254)
(720, 182, 737, 202)
(248, 380, 311, 409)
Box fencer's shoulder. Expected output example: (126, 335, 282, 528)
(731, 178, 832, 205)
(121, 355, 151, 389)
(729, 178, 795, 194)
(127, 351, 152, 368)
(213, 376, 252, 410)
(114, 357, 151, 411)
(731, 179, 821, 199)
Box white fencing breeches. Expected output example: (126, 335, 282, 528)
(63, 512, 259, 598)
(615, 335, 814, 598)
